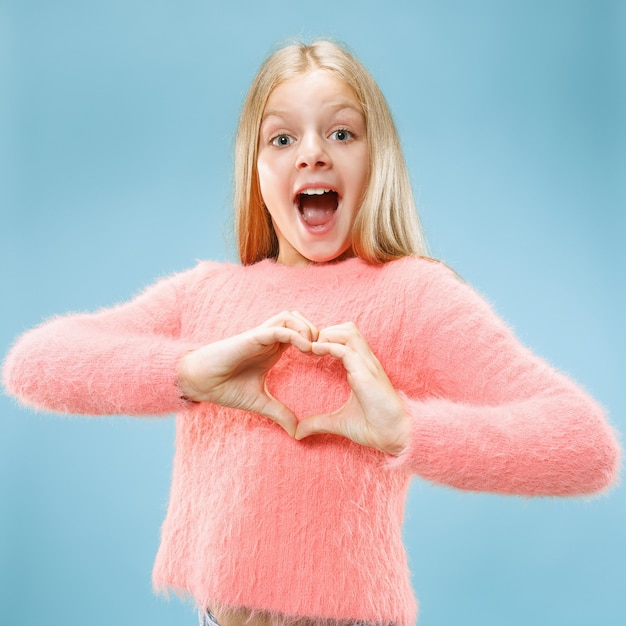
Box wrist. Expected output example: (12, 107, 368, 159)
(382, 411, 411, 456)
(177, 350, 201, 402)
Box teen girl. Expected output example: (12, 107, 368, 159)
(3, 40, 620, 626)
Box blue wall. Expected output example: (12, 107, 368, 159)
(1, 1, 624, 625)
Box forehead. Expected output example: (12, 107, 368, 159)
(262, 69, 363, 120)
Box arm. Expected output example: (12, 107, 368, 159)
(296, 259, 619, 496)
(389, 261, 620, 496)
(177, 310, 318, 436)
(2, 266, 207, 416)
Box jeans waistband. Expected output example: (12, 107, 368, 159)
(199, 609, 220, 626)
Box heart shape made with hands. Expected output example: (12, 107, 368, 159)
(263, 345, 351, 425)
(257, 321, 409, 455)
(179, 312, 409, 455)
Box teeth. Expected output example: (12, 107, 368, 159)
(300, 188, 331, 195)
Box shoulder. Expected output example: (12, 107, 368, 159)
(380, 256, 504, 327)
(379, 255, 464, 295)
(123, 260, 243, 312)
(165, 259, 243, 291)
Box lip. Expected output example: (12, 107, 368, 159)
(293, 182, 340, 200)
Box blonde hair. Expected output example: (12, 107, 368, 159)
(234, 40, 429, 265)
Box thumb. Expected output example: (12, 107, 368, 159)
(295, 412, 341, 441)
(258, 393, 298, 438)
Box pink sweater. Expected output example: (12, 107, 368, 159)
(2, 256, 620, 625)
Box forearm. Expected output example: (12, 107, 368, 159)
(391, 385, 620, 496)
(386, 260, 621, 496)
(2, 315, 201, 415)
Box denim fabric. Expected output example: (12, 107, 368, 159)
(198, 609, 373, 626)
(198, 609, 220, 626)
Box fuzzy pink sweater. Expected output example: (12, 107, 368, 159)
(3, 256, 620, 625)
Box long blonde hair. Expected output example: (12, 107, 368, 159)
(234, 40, 428, 265)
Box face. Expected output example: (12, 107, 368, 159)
(257, 70, 369, 266)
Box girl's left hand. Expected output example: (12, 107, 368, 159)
(295, 322, 411, 456)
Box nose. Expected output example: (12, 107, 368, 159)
(296, 133, 330, 170)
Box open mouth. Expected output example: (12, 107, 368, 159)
(297, 188, 339, 227)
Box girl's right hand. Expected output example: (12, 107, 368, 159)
(176, 311, 318, 436)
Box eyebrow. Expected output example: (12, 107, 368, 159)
(261, 101, 364, 122)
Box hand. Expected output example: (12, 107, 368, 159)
(295, 322, 410, 455)
(177, 311, 318, 436)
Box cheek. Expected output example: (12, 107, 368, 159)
(257, 156, 287, 200)
(345, 149, 370, 195)
(257, 175, 275, 210)
(256, 158, 270, 192)
(348, 168, 369, 206)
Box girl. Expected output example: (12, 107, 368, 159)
(2, 40, 620, 626)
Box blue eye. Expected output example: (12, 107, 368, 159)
(271, 134, 294, 147)
(330, 129, 353, 142)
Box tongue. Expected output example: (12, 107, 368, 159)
(300, 193, 337, 226)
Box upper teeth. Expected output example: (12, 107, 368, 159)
(301, 188, 331, 195)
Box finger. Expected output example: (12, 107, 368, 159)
(310, 340, 349, 360)
(258, 391, 298, 438)
(316, 324, 386, 378)
(290, 310, 320, 342)
(295, 411, 343, 440)
(312, 337, 379, 379)
(315, 321, 357, 342)
(312, 342, 375, 385)
(254, 326, 313, 353)
(316, 323, 373, 358)
(261, 311, 318, 344)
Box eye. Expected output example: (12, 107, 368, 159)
(271, 134, 294, 147)
(330, 129, 353, 142)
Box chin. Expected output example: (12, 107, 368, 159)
(302, 246, 354, 265)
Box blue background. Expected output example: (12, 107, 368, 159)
(1, 1, 624, 625)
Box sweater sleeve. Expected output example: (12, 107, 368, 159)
(389, 260, 621, 497)
(2, 266, 208, 416)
